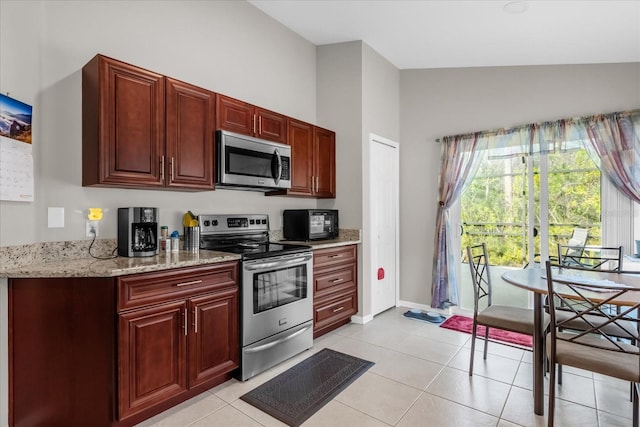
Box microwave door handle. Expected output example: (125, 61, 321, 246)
(271, 148, 282, 185)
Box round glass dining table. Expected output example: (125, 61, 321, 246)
(501, 266, 640, 416)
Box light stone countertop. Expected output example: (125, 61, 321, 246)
(0, 249, 241, 278)
(0, 229, 360, 278)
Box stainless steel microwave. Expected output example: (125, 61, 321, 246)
(215, 130, 291, 191)
(283, 209, 339, 241)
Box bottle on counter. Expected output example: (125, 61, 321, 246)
(160, 225, 169, 251)
(171, 230, 180, 252)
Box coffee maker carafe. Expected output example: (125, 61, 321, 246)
(118, 207, 159, 257)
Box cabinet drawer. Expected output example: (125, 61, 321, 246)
(314, 292, 357, 326)
(118, 262, 238, 311)
(314, 265, 356, 297)
(313, 245, 357, 269)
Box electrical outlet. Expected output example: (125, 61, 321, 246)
(86, 220, 99, 238)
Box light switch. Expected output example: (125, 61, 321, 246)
(48, 207, 64, 228)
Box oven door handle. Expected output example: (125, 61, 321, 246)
(244, 324, 312, 354)
(244, 255, 313, 271)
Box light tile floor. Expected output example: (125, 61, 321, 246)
(136, 306, 633, 427)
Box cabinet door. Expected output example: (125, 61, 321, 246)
(313, 126, 336, 198)
(188, 288, 239, 387)
(166, 78, 215, 190)
(82, 54, 165, 187)
(216, 94, 254, 136)
(119, 301, 188, 420)
(287, 118, 314, 195)
(255, 107, 287, 143)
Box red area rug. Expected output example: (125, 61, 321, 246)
(439, 315, 532, 348)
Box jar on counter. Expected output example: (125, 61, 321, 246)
(171, 230, 180, 252)
(160, 225, 169, 251)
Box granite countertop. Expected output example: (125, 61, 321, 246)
(0, 249, 241, 278)
(0, 230, 360, 279)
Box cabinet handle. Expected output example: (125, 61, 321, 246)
(332, 306, 345, 313)
(331, 278, 344, 284)
(253, 114, 257, 134)
(194, 308, 198, 334)
(184, 308, 188, 336)
(329, 254, 343, 259)
(170, 157, 174, 182)
(258, 116, 262, 134)
(161, 156, 165, 181)
(176, 280, 203, 287)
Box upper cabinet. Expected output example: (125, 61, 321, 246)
(83, 55, 165, 188)
(313, 126, 336, 198)
(216, 94, 287, 144)
(165, 78, 215, 190)
(82, 54, 334, 197)
(270, 118, 335, 198)
(82, 55, 215, 190)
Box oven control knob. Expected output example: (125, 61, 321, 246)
(203, 220, 210, 227)
(212, 220, 218, 226)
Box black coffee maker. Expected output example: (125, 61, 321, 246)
(118, 207, 159, 257)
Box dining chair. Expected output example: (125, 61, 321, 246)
(552, 245, 630, 384)
(557, 244, 623, 271)
(544, 260, 640, 427)
(466, 243, 549, 376)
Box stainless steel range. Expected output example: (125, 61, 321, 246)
(197, 214, 313, 381)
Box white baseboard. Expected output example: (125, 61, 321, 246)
(350, 313, 373, 324)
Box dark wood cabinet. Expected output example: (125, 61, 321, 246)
(82, 55, 215, 190)
(165, 78, 215, 190)
(216, 94, 287, 144)
(118, 301, 188, 420)
(9, 262, 239, 427)
(82, 54, 165, 188)
(312, 245, 358, 338)
(313, 126, 336, 198)
(269, 118, 335, 198)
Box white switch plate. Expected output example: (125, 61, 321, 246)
(47, 207, 64, 228)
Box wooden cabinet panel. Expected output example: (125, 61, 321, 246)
(255, 107, 287, 144)
(314, 264, 356, 297)
(215, 95, 254, 135)
(287, 118, 314, 195)
(118, 263, 238, 311)
(216, 94, 287, 143)
(313, 245, 358, 338)
(313, 245, 357, 270)
(118, 300, 188, 421)
(83, 54, 165, 188)
(188, 289, 239, 387)
(313, 126, 336, 198)
(165, 78, 215, 189)
(314, 291, 357, 334)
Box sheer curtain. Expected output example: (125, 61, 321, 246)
(431, 134, 484, 308)
(432, 109, 640, 309)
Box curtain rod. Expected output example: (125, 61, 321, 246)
(435, 109, 640, 142)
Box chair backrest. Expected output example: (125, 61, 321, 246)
(557, 244, 624, 271)
(546, 261, 640, 358)
(467, 243, 492, 312)
(544, 261, 640, 377)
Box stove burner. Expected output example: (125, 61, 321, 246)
(196, 213, 311, 260)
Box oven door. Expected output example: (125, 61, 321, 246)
(241, 251, 313, 346)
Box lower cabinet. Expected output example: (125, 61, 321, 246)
(312, 245, 358, 338)
(8, 261, 239, 427)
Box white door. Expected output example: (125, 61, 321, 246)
(370, 135, 399, 315)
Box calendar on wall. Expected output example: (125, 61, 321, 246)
(0, 93, 34, 202)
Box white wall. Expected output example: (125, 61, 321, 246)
(0, 0, 320, 248)
(400, 63, 640, 305)
(316, 41, 400, 319)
